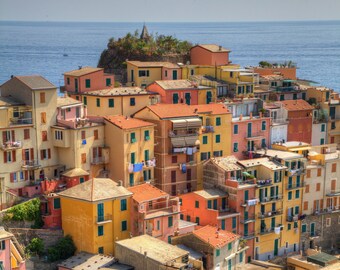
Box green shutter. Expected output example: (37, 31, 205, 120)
(96, 98, 100, 107)
(173, 93, 179, 104)
(262, 121, 266, 130)
(144, 130, 150, 141)
(83, 96, 87, 105)
(302, 224, 307, 233)
(195, 217, 200, 225)
(168, 216, 173, 227)
(216, 134, 220, 143)
(144, 150, 149, 161)
(121, 220, 127, 231)
(98, 225, 104, 236)
(234, 125, 238, 134)
(130, 132, 136, 143)
(108, 98, 114, 108)
(85, 79, 91, 88)
(233, 143, 238, 152)
(54, 198, 61, 209)
(207, 200, 212, 209)
(129, 173, 134, 186)
(203, 136, 208, 144)
(228, 242, 232, 250)
(106, 78, 111, 86)
(121, 199, 127, 211)
(131, 152, 135, 164)
(216, 117, 221, 126)
(288, 191, 292, 200)
(232, 217, 237, 229)
(130, 98, 135, 106)
(216, 249, 220, 256)
(195, 201, 199, 208)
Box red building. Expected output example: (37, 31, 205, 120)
(190, 44, 231, 66)
(280, 100, 314, 144)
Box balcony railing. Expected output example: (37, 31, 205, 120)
(246, 132, 265, 140)
(240, 198, 258, 207)
(260, 194, 283, 204)
(288, 168, 305, 176)
(21, 160, 40, 170)
(326, 189, 340, 197)
(91, 156, 108, 165)
(256, 179, 273, 188)
(286, 215, 299, 222)
(1, 141, 22, 151)
(242, 232, 256, 239)
(313, 207, 340, 215)
(201, 126, 214, 134)
(272, 118, 289, 125)
(286, 182, 305, 190)
(258, 225, 282, 235)
(168, 131, 199, 138)
(258, 209, 283, 219)
(96, 214, 112, 224)
(240, 214, 256, 224)
(10, 117, 33, 125)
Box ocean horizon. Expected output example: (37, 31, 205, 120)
(1, 20, 339, 90)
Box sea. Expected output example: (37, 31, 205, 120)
(0, 20, 340, 91)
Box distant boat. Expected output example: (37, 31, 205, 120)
(63, 53, 68, 57)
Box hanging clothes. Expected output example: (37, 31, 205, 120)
(133, 163, 143, 172)
(128, 163, 133, 173)
(181, 163, 187, 173)
(187, 147, 193, 155)
(274, 227, 281, 235)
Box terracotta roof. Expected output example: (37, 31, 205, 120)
(104, 115, 154, 130)
(155, 80, 211, 90)
(57, 96, 82, 108)
(279, 99, 314, 111)
(189, 104, 230, 115)
(193, 225, 239, 249)
(142, 103, 198, 119)
(0, 96, 23, 107)
(63, 66, 103, 77)
(61, 168, 89, 177)
(127, 61, 179, 69)
(210, 156, 241, 172)
(193, 44, 231, 53)
(15, 75, 56, 90)
(59, 178, 132, 202)
(83, 87, 154, 96)
(128, 183, 168, 203)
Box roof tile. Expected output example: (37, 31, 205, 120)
(104, 115, 154, 130)
(128, 183, 168, 203)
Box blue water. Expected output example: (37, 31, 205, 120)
(0, 21, 340, 90)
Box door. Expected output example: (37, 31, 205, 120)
(185, 93, 191, 105)
(186, 168, 191, 181)
(75, 78, 78, 92)
(172, 70, 178, 80)
(222, 197, 226, 210)
(311, 223, 315, 236)
(247, 123, 252, 137)
(244, 190, 249, 201)
(274, 239, 279, 256)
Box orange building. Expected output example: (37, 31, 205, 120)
(253, 66, 297, 80)
(280, 100, 314, 144)
(190, 44, 231, 66)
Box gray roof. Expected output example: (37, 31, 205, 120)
(58, 178, 132, 202)
(15, 75, 56, 90)
(0, 96, 23, 107)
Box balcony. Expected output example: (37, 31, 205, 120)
(272, 118, 289, 125)
(245, 132, 265, 141)
(286, 215, 299, 222)
(169, 130, 199, 138)
(313, 206, 340, 215)
(258, 209, 283, 219)
(242, 232, 256, 240)
(288, 168, 305, 176)
(240, 214, 256, 224)
(326, 189, 340, 197)
(258, 225, 282, 236)
(201, 126, 214, 134)
(240, 198, 258, 207)
(0, 141, 22, 151)
(260, 194, 283, 204)
(256, 179, 273, 188)
(286, 182, 305, 190)
(91, 156, 108, 165)
(21, 160, 40, 170)
(96, 214, 112, 224)
(140, 200, 180, 220)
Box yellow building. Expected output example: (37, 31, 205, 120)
(59, 178, 132, 255)
(189, 104, 232, 189)
(126, 61, 181, 87)
(82, 87, 159, 117)
(103, 115, 155, 187)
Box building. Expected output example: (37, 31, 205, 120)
(0, 75, 60, 209)
(0, 227, 26, 270)
(264, 102, 288, 145)
(134, 104, 201, 195)
(190, 44, 231, 66)
(81, 87, 159, 117)
(126, 61, 181, 87)
(171, 225, 245, 270)
(128, 183, 180, 242)
(115, 234, 190, 270)
(279, 99, 314, 144)
(146, 79, 216, 105)
(252, 65, 297, 80)
(62, 66, 114, 97)
(301, 144, 340, 253)
(103, 115, 155, 187)
(59, 178, 133, 255)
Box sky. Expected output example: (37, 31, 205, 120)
(1, 0, 340, 22)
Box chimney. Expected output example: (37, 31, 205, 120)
(259, 111, 263, 118)
(219, 45, 222, 51)
(226, 171, 231, 185)
(239, 114, 243, 121)
(118, 180, 123, 186)
(250, 112, 253, 119)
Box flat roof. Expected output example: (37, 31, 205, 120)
(155, 79, 211, 90)
(238, 157, 286, 170)
(257, 149, 303, 160)
(194, 188, 228, 199)
(83, 87, 155, 97)
(104, 115, 154, 130)
(210, 156, 242, 172)
(57, 96, 82, 108)
(116, 234, 189, 264)
(193, 44, 231, 53)
(127, 61, 179, 68)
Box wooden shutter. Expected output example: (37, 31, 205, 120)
(11, 130, 15, 141)
(313, 200, 317, 211)
(30, 148, 34, 159)
(331, 180, 336, 191)
(334, 198, 337, 207)
(10, 173, 14, 182)
(320, 199, 324, 209)
(40, 150, 44, 159)
(98, 147, 102, 157)
(22, 149, 25, 161)
(2, 131, 6, 143)
(3, 152, 7, 163)
(48, 149, 51, 159)
(12, 150, 16, 162)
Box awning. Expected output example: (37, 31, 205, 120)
(171, 137, 186, 147)
(171, 119, 187, 129)
(185, 136, 199, 146)
(171, 118, 201, 129)
(186, 118, 202, 128)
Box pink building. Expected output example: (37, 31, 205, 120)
(128, 183, 180, 242)
(63, 66, 114, 97)
(146, 80, 213, 105)
(190, 44, 231, 66)
(0, 227, 26, 270)
(56, 96, 87, 128)
(231, 114, 271, 160)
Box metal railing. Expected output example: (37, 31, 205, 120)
(0, 141, 22, 150)
(21, 160, 40, 168)
(96, 214, 112, 223)
(240, 214, 256, 224)
(10, 117, 33, 125)
(258, 209, 283, 219)
(260, 194, 283, 203)
(286, 182, 305, 190)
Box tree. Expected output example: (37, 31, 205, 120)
(25, 238, 44, 256)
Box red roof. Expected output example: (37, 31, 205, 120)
(190, 104, 230, 115)
(104, 115, 154, 130)
(128, 183, 168, 203)
(193, 225, 239, 249)
(144, 104, 198, 119)
(279, 99, 314, 111)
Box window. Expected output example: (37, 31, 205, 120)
(295, 190, 300, 199)
(81, 130, 86, 140)
(233, 125, 238, 134)
(216, 117, 221, 126)
(67, 77, 70, 85)
(307, 169, 311, 178)
(130, 152, 135, 164)
(287, 223, 291, 230)
(98, 225, 104, 236)
(203, 136, 208, 144)
(10, 172, 17, 182)
(41, 112, 46, 124)
(130, 98, 136, 106)
(108, 98, 114, 108)
(215, 134, 220, 143)
(321, 124, 326, 132)
(94, 130, 98, 140)
(144, 149, 149, 162)
(316, 183, 321, 191)
(55, 130, 63, 140)
(144, 130, 150, 141)
(129, 173, 134, 186)
(121, 199, 127, 211)
(130, 132, 136, 143)
(83, 96, 87, 105)
(320, 138, 325, 145)
(98, 247, 104, 254)
(200, 152, 210, 160)
(0, 240, 5, 250)
(207, 200, 212, 209)
(164, 70, 168, 77)
(172, 156, 177, 163)
(233, 142, 238, 152)
(96, 98, 100, 107)
(232, 217, 237, 229)
(195, 217, 200, 225)
(138, 70, 149, 77)
(216, 249, 220, 257)
(262, 121, 266, 131)
(295, 206, 300, 215)
(303, 201, 308, 211)
(168, 216, 173, 227)
(228, 242, 232, 250)
(40, 92, 45, 103)
(332, 163, 337, 172)
(40, 149, 51, 160)
(121, 220, 127, 231)
(187, 215, 191, 222)
(301, 224, 307, 233)
(239, 252, 243, 263)
(317, 168, 321, 177)
(326, 218, 331, 227)
(305, 184, 309, 193)
(85, 79, 91, 88)
(54, 198, 61, 209)
(40, 130, 48, 141)
(24, 129, 30, 140)
(213, 150, 223, 157)
(106, 78, 111, 86)
(173, 93, 179, 104)
(81, 153, 86, 164)
(195, 201, 199, 208)
(288, 191, 292, 200)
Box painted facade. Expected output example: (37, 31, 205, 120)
(190, 44, 231, 66)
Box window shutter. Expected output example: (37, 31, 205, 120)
(4, 152, 7, 163)
(12, 150, 16, 162)
(2, 131, 6, 143)
(30, 148, 34, 159)
(48, 149, 51, 159)
(10, 173, 14, 182)
(11, 130, 15, 141)
(22, 150, 25, 160)
(320, 199, 323, 209)
(40, 150, 43, 159)
(98, 147, 102, 157)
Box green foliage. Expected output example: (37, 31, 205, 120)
(259, 61, 272, 68)
(308, 97, 317, 105)
(4, 198, 41, 221)
(25, 237, 44, 256)
(47, 235, 76, 262)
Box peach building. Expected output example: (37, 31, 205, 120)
(252, 66, 297, 80)
(190, 44, 231, 66)
(128, 183, 180, 243)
